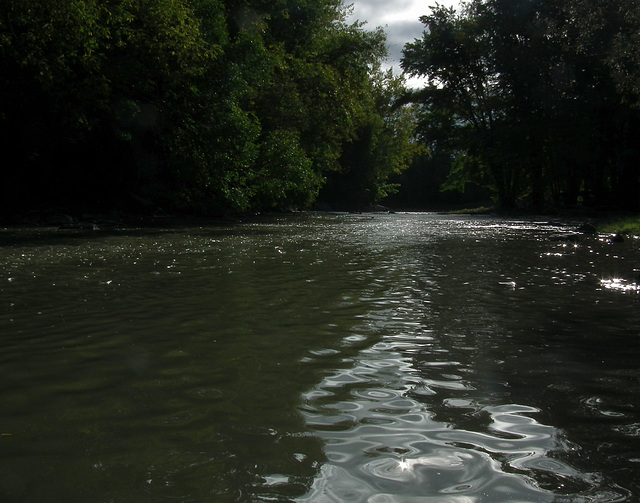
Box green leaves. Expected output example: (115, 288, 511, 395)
(1, 0, 408, 215)
(401, 0, 640, 211)
(252, 130, 320, 210)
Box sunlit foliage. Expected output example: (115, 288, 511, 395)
(0, 0, 418, 216)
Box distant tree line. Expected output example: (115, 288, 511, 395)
(0, 0, 419, 217)
(400, 0, 640, 211)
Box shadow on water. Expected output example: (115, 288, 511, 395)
(0, 214, 374, 502)
(1, 213, 639, 502)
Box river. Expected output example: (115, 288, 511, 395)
(1, 212, 639, 502)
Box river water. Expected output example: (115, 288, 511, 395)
(1, 212, 639, 502)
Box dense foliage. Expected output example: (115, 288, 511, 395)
(0, 0, 418, 216)
(401, 0, 640, 211)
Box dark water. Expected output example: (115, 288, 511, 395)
(1, 212, 639, 502)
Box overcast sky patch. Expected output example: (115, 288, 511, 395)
(345, 0, 459, 86)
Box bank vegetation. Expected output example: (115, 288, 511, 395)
(2, 0, 640, 219)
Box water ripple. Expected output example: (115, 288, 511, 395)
(298, 240, 621, 503)
(3, 213, 640, 502)
(300, 341, 567, 502)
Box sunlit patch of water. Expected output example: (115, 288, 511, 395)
(299, 322, 575, 502)
(296, 214, 640, 502)
(600, 278, 640, 292)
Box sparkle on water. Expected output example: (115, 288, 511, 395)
(1, 213, 639, 502)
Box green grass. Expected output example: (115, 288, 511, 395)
(441, 207, 640, 236)
(598, 217, 640, 236)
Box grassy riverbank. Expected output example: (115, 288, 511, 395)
(443, 205, 640, 237)
(598, 217, 640, 236)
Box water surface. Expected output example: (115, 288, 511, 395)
(1, 213, 639, 502)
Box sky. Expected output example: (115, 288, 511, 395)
(345, 0, 461, 87)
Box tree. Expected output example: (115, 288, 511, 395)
(401, 0, 640, 211)
(402, 3, 518, 206)
(0, 0, 226, 212)
(322, 70, 421, 209)
(1, 0, 413, 216)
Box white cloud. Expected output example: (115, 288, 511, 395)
(345, 0, 460, 87)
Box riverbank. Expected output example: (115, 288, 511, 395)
(3, 204, 640, 238)
(440, 205, 640, 237)
(596, 216, 640, 236)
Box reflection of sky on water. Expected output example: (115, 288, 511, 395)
(299, 330, 564, 502)
(298, 214, 637, 502)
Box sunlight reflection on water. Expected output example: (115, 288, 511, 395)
(299, 331, 564, 502)
(297, 213, 639, 502)
(600, 278, 640, 292)
(1, 213, 639, 502)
